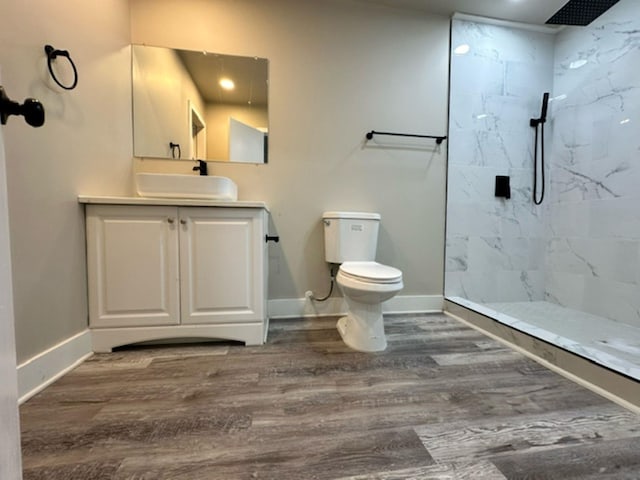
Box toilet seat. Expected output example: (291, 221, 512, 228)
(339, 261, 402, 284)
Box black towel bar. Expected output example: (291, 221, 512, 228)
(365, 130, 447, 144)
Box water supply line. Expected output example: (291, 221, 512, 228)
(307, 265, 336, 302)
(530, 92, 549, 205)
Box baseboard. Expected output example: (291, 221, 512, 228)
(268, 294, 443, 319)
(17, 329, 93, 404)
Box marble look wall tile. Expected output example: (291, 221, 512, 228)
(505, 61, 554, 99)
(451, 54, 504, 96)
(454, 21, 555, 65)
(554, 0, 640, 99)
(445, 236, 468, 272)
(445, 271, 495, 302)
(447, 1, 640, 331)
(446, 202, 501, 238)
(500, 201, 545, 239)
(448, 128, 532, 169)
(545, 201, 589, 238)
(582, 276, 640, 326)
(496, 270, 545, 302)
(505, 168, 534, 204)
(550, 146, 640, 203)
(483, 95, 539, 136)
(445, 269, 544, 303)
(544, 271, 586, 311)
(589, 198, 640, 240)
(446, 19, 553, 303)
(542, 0, 640, 328)
(447, 165, 503, 202)
(467, 237, 543, 273)
(589, 144, 640, 199)
(546, 238, 639, 284)
(449, 91, 488, 131)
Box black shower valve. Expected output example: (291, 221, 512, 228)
(495, 175, 511, 200)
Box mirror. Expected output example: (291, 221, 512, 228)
(132, 44, 269, 163)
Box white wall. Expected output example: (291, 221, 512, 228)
(130, 0, 450, 302)
(0, 0, 133, 363)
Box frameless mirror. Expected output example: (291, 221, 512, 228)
(132, 44, 269, 163)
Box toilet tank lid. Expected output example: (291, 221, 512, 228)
(322, 211, 380, 220)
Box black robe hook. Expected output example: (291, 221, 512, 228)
(0, 86, 45, 127)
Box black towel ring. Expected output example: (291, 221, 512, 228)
(169, 142, 181, 159)
(44, 45, 78, 90)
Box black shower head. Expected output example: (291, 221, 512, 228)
(530, 92, 550, 128)
(546, 0, 620, 26)
(540, 92, 549, 124)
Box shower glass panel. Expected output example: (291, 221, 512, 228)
(445, 0, 640, 382)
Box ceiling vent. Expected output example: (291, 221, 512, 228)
(546, 0, 620, 26)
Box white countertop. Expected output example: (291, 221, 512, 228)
(78, 195, 268, 210)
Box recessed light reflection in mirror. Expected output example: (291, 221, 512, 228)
(569, 59, 587, 69)
(219, 78, 235, 90)
(453, 44, 470, 55)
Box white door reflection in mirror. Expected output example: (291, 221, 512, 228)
(229, 118, 267, 164)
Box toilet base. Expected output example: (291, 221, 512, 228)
(336, 303, 387, 352)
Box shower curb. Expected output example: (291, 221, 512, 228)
(444, 299, 640, 413)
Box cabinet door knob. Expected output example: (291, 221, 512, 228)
(180, 219, 187, 225)
(167, 217, 175, 224)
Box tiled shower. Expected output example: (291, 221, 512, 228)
(445, 0, 640, 380)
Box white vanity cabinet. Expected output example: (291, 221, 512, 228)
(83, 200, 268, 352)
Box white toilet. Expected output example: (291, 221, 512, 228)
(323, 211, 403, 352)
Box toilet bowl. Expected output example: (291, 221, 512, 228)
(336, 261, 403, 352)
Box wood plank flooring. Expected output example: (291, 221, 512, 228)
(19, 314, 640, 479)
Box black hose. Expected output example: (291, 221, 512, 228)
(533, 122, 545, 205)
(311, 266, 335, 302)
(312, 279, 334, 302)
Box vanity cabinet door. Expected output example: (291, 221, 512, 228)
(86, 205, 180, 328)
(179, 207, 266, 325)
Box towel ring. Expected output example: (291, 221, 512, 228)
(169, 142, 181, 159)
(44, 45, 78, 90)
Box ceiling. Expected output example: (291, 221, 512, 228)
(347, 0, 570, 26)
(178, 50, 268, 107)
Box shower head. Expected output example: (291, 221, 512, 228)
(546, 0, 620, 26)
(540, 92, 549, 124)
(530, 92, 550, 128)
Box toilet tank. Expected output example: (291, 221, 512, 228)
(322, 211, 381, 263)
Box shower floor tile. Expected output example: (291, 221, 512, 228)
(481, 300, 640, 380)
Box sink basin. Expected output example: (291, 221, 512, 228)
(135, 173, 238, 201)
